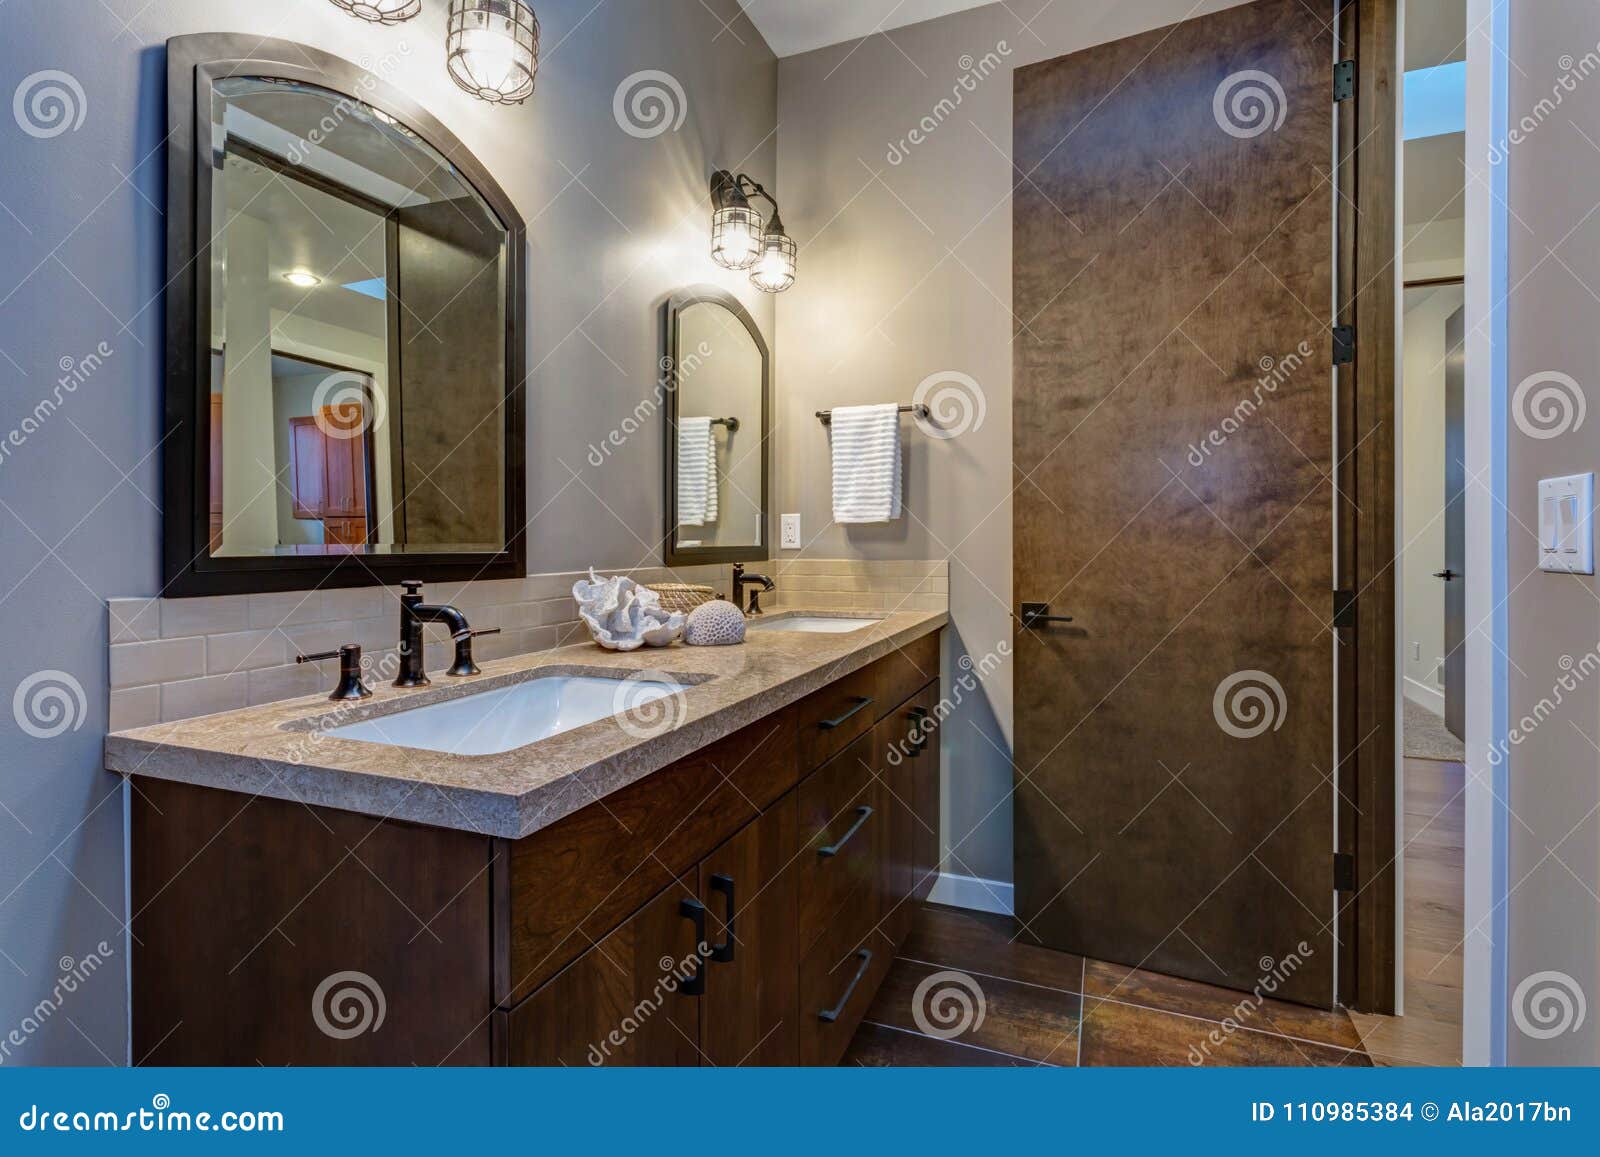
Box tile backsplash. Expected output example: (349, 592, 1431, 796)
(106, 558, 948, 729)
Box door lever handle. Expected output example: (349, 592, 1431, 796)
(1020, 602, 1074, 628)
(1432, 570, 1459, 581)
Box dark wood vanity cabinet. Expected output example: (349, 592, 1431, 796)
(131, 629, 942, 1067)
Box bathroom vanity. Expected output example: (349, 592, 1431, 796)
(107, 611, 945, 1066)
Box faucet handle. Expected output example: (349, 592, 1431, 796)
(296, 643, 372, 701)
(400, 579, 424, 596)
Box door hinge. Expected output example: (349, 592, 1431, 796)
(1333, 59, 1356, 102)
(1334, 852, 1356, 892)
(1332, 589, 1357, 630)
(1333, 325, 1356, 365)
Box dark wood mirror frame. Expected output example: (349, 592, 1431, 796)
(661, 287, 770, 567)
(162, 33, 526, 596)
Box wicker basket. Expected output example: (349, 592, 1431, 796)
(648, 583, 718, 615)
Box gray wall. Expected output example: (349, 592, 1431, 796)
(0, 0, 773, 1065)
(773, 0, 1248, 885)
(1504, 0, 1600, 1065)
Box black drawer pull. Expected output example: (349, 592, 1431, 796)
(678, 898, 707, 996)
(818, 805, 873, 858)
(909, 706, 932, 756)
(818, 948, 873, 1022)
(818, 696, 874, 730)
(709, 874, 735, 964)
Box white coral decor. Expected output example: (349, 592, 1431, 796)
(572, 570, 685, 651)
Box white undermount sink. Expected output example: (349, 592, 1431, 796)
(746, 615, 882, 634)
(323, 674, 686, 757)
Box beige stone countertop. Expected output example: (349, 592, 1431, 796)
(104, 608, 947, 840)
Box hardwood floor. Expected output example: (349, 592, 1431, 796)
(846, 762, 1464, 1067)
(1346, 758, 1465, 1065)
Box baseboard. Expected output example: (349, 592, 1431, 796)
(1403, 676, 1446, 716)
(927, 871, 1014, 915)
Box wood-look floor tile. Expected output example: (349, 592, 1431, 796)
(1078, 999, 1369, 1067)
(864, 957, 1080, 1064)
(900, 903, 1085, 992)
(843, 1022, 1037, 1067)
(1081, 958, 1364, 1050)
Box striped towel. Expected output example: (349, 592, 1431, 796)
(831, 404, 902, 523)
(676, 417, 718, 526)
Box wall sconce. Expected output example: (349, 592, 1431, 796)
(328, 0, 421, 23)
(710, 169, 796, 292)
(446, 0, 541, 105)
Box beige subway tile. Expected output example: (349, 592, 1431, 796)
(523, 573, 579, 600)
(108, 598, 161, 644)
(248, 591, 326, 629)
(110, 637, 205, 689)
(207, 629, 289, 674)
(160, 595, 248, 639)
(161, 672, 249, 722)
(319, 587, 385, 623)
(108, 686, 160, 731)
(538, 598, 578, 627)
(247, 662, 323, 706)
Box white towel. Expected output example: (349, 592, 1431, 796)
(676, 417, 718, 526)
(831, 403, 902, 523)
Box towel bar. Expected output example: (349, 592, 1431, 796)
(815, 403, 929, 425)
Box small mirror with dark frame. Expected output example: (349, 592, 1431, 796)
(662, 288, 770, 566)
(163, 35, 525, 596)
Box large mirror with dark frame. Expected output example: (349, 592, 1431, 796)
(662, 288, 770, 566)
(163, 35, 525, 595)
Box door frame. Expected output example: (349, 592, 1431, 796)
(1339, 0, 1399, 1016)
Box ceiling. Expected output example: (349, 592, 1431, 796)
(738, 0, 998, 57)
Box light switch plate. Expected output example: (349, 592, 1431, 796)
(1538, 472, 1595, 574)
(780, 513, 801, 549)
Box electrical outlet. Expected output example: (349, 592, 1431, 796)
(781, 513, 801, 549)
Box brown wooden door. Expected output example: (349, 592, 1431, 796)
(699, 795, 798, 1066)
(507, 875, 704, 1066)
(1012, 0, 1335, 1006)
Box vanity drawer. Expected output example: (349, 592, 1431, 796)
(502, 706, 798, 1005)
(874, 630, 940, 716)
(795, 730, 883, 955)
(796, 662, 880, 769)
(798, 890, 894, 1067)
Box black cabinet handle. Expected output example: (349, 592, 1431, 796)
(909, 706, 932, 756)
(818, 696, 874, 730)
(709, 874, 735, 964)
(818, 948, 873, 1023)
(678, 898, 707, 996)
(818, 805, 873, 858)
(1432, 569, 1459, 581)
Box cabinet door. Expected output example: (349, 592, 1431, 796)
(287, 416, 326, 520)
(319, 402, 368, 519)
(507, 875, 704, 1066)
(908, 683, 941, 903)
(877, 682, 940, 947)
(699, 794, 798, 1066)
(796, 729, 882, 956)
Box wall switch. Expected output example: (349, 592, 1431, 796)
(1412, 641, 1421, 661)
(1538, 473, 1595, 574)
(781, 513, 801, 549)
